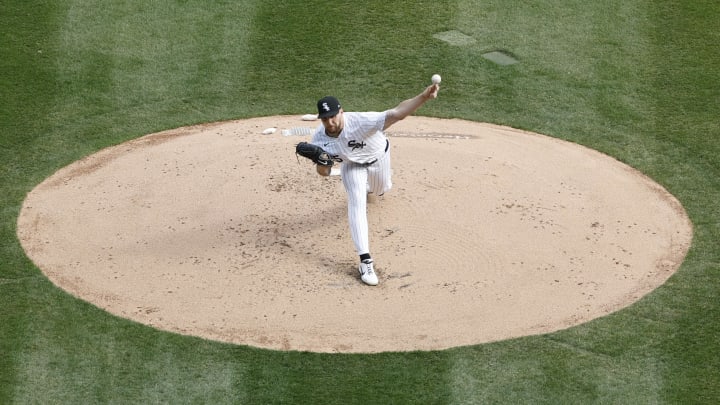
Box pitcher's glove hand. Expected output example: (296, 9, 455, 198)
(296, 142, 335, 167)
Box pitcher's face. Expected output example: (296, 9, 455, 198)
(321, 110, 344, 137)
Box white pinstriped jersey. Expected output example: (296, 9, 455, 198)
(311, 111, 388, 165)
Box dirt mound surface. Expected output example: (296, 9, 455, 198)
(17, 116, 692, 353)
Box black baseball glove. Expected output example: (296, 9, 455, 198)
(295, 142, 336, 167)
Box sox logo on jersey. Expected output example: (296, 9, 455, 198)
(348, 140, 366, 151)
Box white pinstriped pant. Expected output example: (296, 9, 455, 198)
(341, 149, 392, 256)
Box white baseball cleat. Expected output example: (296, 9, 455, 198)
(358, 259, 379, 286)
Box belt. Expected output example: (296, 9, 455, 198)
(359, 139, 389, 167)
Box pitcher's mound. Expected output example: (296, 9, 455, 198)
(17, 116, 692, 353)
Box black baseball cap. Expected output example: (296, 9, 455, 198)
(317, 96, 341, 118)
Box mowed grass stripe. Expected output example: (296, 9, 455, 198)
(646, 1, 720, 401)
(54, 1, 261, 136)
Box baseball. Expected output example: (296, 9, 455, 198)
(431, 74, 442, 84)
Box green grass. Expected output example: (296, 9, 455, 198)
(2, 0, 719, 403)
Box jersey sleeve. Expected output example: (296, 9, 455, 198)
(310, 125, 325, 145)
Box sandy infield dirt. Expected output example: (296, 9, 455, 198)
(17, 116, 692, 353)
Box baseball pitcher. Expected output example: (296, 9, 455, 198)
(296, 80, 440, 285)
